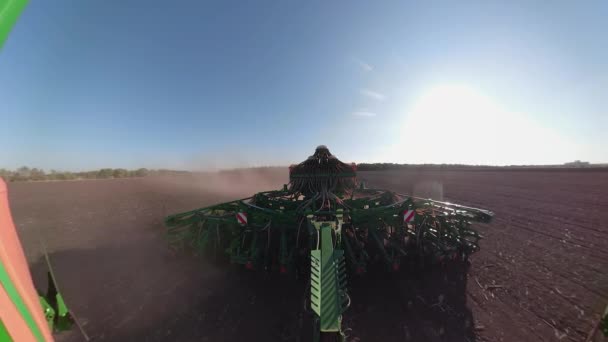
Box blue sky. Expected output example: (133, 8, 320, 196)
(1, 1, 607, 170)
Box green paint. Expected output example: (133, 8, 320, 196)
(0, 0, 28, 50)
(0, 319, 13, 342)
(0, 259, 45, 342)
(39, 296, 55, 331)
(310, 222, 346, 332)
(39, 291, 72, 332)
(53, 292, 71, 331)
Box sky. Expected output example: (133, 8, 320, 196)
(1, 1, 607, 170)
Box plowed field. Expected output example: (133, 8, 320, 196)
(7, 169, 608, 341)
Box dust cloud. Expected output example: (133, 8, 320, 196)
(412, 180, 444, 200)
(145, 167, 289, 203)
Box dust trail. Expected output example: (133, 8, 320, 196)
(145, 167, 289, 209)
(413, 180, 444, 201)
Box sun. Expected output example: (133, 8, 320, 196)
(397, 84, 500, 164)
(393, 84, 578, 165)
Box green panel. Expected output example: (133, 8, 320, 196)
(310, 251, 321, 315)
(0, 259, 44, 342)
(0, 319, 13, 342)
(54, 292, 72, 331)
(39, 296, 55, 331)
(309, 224, 345, 332)
(0, 0, 29, 50)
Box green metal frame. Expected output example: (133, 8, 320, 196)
(165, 185, 492, 338)
(40, 271, 72, 332)
(309, 214, 347, 341)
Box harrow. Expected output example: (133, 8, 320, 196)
(165, 146, 493, 341)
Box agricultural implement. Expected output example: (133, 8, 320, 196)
(165, 146, 493, 341)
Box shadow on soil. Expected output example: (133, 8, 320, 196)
(347, 261, 476, 342)
(30, 245, 475, 342)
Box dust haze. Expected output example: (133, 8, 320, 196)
(146, 168, 289, 203)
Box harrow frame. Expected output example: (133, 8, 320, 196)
(166, 146, 493, 340)
(166, 185, 492, 340)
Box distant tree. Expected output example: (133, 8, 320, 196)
(48, 170, 59, 180)
(13, 166, 31, 181)
(55, 172, 75, 180)
(134, 168, 149, 177)
(17, 166, 30, 174)
(0, 169, 14, 181)
(83, 171, 98, 179)
(112, 168, 129, 178)
(30, 168, 46, 181)
(97, 168, 114, 178)
(564, 160, 590, 167)
(1, 166, 176, 182)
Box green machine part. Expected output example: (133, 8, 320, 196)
(0, 0, 29, 50)
(309, 212, 348, 342)
(38, 292, 71, 332)
(39, 271, 73, 332)
(0, 320, 11, 342)
(164, 146, 494, 341)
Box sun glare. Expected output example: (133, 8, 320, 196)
(394, 84, 579, 165)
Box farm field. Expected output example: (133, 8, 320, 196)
(7, 169, 608, 342)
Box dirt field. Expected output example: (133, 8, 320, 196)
(6, 169, 608, 342)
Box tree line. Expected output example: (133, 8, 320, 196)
(0, 167, 153, 182)
(356, 162, 599, 171)
(356, 163, 490, 171)
(3, 162, 601, 182)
